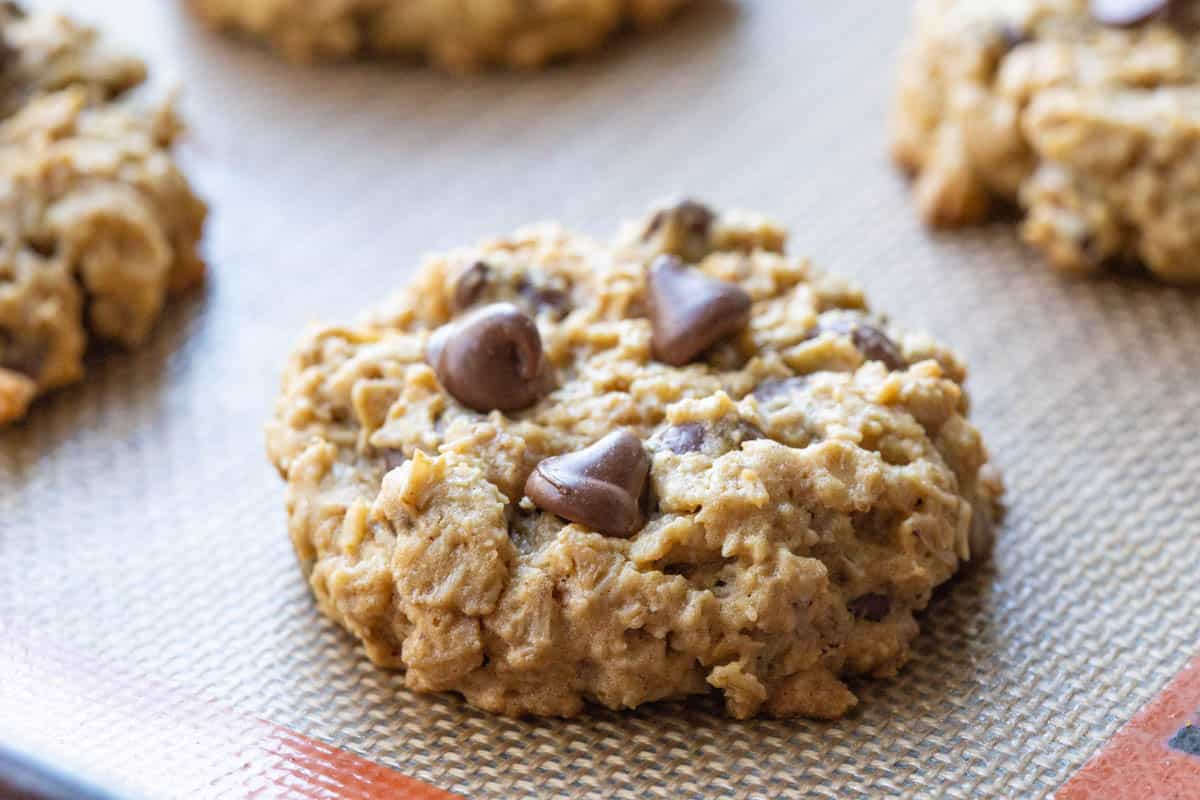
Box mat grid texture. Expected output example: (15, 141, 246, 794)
(2, 2, 1198, 798)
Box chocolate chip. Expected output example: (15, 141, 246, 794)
(659, 422, 706, 454)
(851, 325, 905, 371)
(1090, 0, 1171, 26)
(752, 376, 809, 403)
(847, 593, 891, 622)
(452, 261, 491, 311)
(643, 198, 715, 240)
(524, 430, 650, 538)
(675, 199, 715, 237)
(736, 422, 765, 444)
(517, 277, 571, 320)
(646, 255, 752, 366)
(426, 302, 550, 413)
(1168, 723, 1200, 757)
(811, 316, 905, 371)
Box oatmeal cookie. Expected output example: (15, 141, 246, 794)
(266, 200, 1002, 720)
(0, 6, 207, 425)
(186, 0, 692, 72)
(0, 2, 146, 117)
(893, 0, 1200, 282)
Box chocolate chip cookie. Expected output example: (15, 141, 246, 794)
(186, 0, 691, 72)
(266, 200, 1002, 719)
(0, 4, 207, 425)
(893, 0, 1200, 282)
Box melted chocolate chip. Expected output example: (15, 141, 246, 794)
(851, 325, 905, 371)
(752, 376, 809, 403)
(643, 198, 715, 240)
(524, 430, 650, 538)
(646, 255, 752, 366)
(811, 315, 905, 371)
(1090, 0, 1171, 26)
(517, 277, 572, 320)
(847, 593, 892, 622)
(736, 422, 765, 444)
(452, 261, 491, 311)
(426, 302, 550, 412)
(659, 422, 706, 454)
(675, 199, 715, 236)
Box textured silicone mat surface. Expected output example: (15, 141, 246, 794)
(2, 2, 1199, 798)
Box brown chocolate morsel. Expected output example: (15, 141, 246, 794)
(426, 302, 548, 412)
(735, 421, 765, 444)
(811, 315, 905, 371)
(1089, 0, 1171, 26)
(847, 593, 891, 622)
(752, 375, 809, 403)
(517, 277, 572, 320)
(452, 261, 491, 311)
(674, 199, 715, 236)
(643, 198, 715, 240)
(851, 325, 904, 371)
(646, 254, 752, 366)
(659, 422, 706, 454)
(524, 430, 650, 538)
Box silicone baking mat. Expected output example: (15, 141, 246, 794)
(2, 2, 1198, 798)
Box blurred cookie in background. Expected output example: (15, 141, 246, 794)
(893, 0, 1200, 283)
(0, 4, 207, 425)
(185, 0, 694, 73)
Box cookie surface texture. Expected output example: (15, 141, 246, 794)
(0, 4, 207, 424)
(266, 200, 1003, 719)
(893, 0, 1200, 282)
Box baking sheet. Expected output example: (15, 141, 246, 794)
(2, 1, 1199, 797)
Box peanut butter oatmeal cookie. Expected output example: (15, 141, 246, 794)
(893, 0, 1200, 282)
(186, 0, 691, 72)
(266, 200, 1002, 719)
(0, 4, 207, 425)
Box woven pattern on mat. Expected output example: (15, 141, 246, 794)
(1, 2, 1198, 798)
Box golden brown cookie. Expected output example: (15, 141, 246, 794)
(186, 0, 692, 72)
(0, 5, 207, 425)
(893, 0, 1200, 282)
(266, 201, 1002, 719)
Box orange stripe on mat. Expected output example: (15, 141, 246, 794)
(0, 618, 459, 799)
(1059, 655, 1200, 799)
